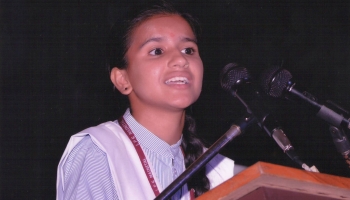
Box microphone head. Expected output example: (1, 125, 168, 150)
(220, 63, 252, 92)
(260, 67, 293, 98)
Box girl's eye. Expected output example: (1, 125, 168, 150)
(149, 48, 163, 55)
(182, 48, 195, 55)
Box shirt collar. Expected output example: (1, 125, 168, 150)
(121, 108, 183, 158)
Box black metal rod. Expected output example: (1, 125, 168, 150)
(154, 116, 255, 200)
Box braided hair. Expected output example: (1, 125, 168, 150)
(182, 113, 210, 196)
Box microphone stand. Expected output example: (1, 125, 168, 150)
(154, 115, 256, 200)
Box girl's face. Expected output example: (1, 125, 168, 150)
(124, 14, 203, 112)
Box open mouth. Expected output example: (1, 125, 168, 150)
(165, 77, 189, 85)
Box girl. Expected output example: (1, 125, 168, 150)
(57, 2, 234, 200)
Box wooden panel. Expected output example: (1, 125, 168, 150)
(197, 162, 350, 200)
(239, 187, 339, 200)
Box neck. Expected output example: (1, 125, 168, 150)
(130, 106, 186, 145)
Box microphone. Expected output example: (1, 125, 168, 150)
(259, 67, 350, 130)
(220, 63, 310, 169)
(260, 67, 350, 166)
(220, 63, 272, 135)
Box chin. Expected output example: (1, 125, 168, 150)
(169, 99, 197, 110)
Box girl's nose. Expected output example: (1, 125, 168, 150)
(168, 50, 189, 69)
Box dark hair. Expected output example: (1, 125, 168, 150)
(107, 1, 201, 70)
(107, 1, 209, 197)
(182, 114, 210, 196)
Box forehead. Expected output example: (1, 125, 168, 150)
(130, 14, 196, 41)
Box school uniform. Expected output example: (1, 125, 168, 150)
(57, 109, 234, 200)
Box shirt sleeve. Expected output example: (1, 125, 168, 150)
(205, 153, 234, 189)
(61, 135, 119, 200)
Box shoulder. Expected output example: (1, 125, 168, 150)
(61, 135, 118, 199)
(60, 120, 132, 172)
(57, 122, 124, 199)
(63, 121, 124, 172)
(63, 135, 107, 177)
(60, 121, 121, 165)
(79, 121, 122, 136)
(62, 121, 121, 179)
(60, 121, 126, 153)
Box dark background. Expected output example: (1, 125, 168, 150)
(1, 0, 350, 199)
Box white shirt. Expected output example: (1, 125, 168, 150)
(57, 109, 234, 200)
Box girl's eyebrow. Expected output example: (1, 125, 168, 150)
(181, 37, 197, 44)
(139, 36, 197, 49)
(139, 37, 163, 49)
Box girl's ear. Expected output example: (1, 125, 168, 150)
(110, 67, 132, 95)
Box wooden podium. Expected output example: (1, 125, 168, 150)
(197, 162, 350, 200)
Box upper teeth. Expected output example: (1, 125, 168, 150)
(165, 77, 189, 84)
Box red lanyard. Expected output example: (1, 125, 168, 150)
(118, 117, 160, 196)
(118, 116, 195, 199)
